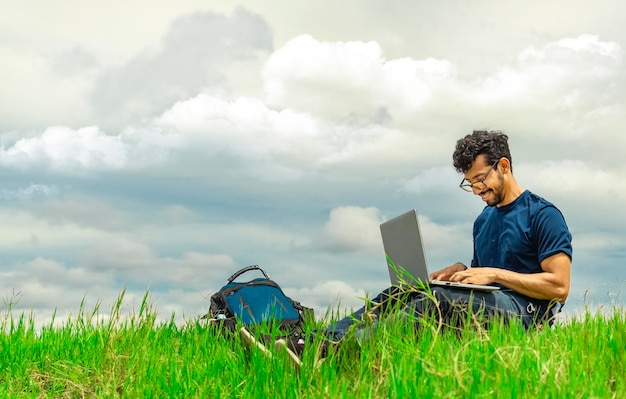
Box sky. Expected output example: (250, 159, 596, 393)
(1, 0, 625, 327)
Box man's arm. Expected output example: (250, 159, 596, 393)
(446, 252, 571, 301)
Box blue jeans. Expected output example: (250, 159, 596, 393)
(326, 286, 560, 340)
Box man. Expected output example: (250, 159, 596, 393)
(327, 130, 572, 339)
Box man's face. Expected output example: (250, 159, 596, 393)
(462, 154, 504, 207)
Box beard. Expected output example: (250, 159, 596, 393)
(480, 176, 505, 207)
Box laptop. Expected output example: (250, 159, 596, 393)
(380, 209, 499, 291)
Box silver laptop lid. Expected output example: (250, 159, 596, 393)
(380, 209, 430, 286)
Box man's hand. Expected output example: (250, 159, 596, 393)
(430, 262, 467, 281)
(447, 267, 499, 285)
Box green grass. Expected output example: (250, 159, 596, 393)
(1, 290, 624, 398)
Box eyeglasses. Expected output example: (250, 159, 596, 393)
(459, 160, 499, 192)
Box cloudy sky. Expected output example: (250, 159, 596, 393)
(1, 0, 624, 326)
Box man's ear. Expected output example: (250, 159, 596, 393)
(498, 157, 511, 173)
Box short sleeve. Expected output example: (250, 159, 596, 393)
(533, 205, 573, 263)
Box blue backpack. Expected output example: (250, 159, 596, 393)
(206, 265, 311, 333)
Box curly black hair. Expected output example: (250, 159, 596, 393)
(452, 130, 512, 173)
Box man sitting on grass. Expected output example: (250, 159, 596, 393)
(326, 130, 573, 340)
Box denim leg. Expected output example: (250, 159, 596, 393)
(325, 286, 406, 340)
(409, 287, 556, 329)
(324, 305, 367, 341)
(326, 286, 556, 340)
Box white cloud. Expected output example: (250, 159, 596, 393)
(7, 33, 622, 182)
(156, 94, 320, 174)
(312, 206, 384, 253)
(0, 125, 181, 174)
(551, 34, 621, 59)
(156, 95, 321, 153)
(468, 34, 623, 110)
(517, 160, 626, 236)
(263, 34, 455, 122)
(0, 126, 126, 171)
(519, 159, 626, 212)
(156, 93, 404, 178)
(520, 160, 626, 199)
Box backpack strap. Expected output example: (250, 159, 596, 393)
(227, 265, 271, 283)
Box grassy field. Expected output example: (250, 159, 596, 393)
(1, 291, 624, 398)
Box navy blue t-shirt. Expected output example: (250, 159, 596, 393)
(471, 190, 572, 274)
